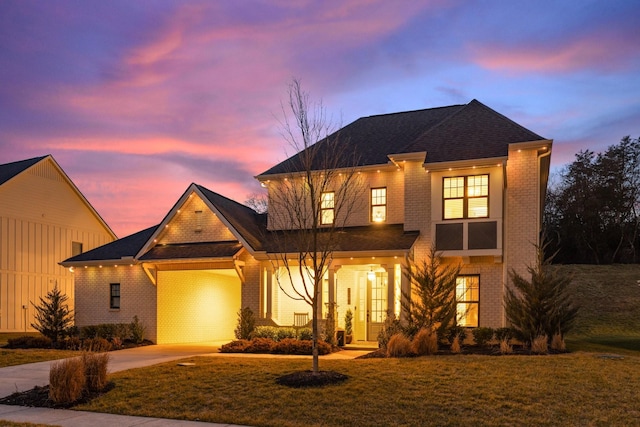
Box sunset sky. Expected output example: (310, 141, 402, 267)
(1, 0, 639, 237)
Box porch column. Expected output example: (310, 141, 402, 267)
(387, 265, 395, 320)
(266, 265, 273, 320)
(400, 265, 411, 323)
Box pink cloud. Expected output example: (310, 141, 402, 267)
(471, 30, 638, 74)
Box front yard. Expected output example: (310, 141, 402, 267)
(75, 353, 639, 427)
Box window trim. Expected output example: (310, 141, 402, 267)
(320, 191, 335, 225)
(455, 275, 479, 327)
(370, 187, 387, 223)
(443, 174, 489, 220)
(110, 283, 121, 310)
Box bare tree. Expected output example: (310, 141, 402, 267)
(244, 192, 268, 214)
(267, 79, 364, 374)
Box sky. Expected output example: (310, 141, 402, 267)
(1, 0, 639, 237)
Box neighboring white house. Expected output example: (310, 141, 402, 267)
(62, 100, 551, 344)
(0, 155, 116, 332)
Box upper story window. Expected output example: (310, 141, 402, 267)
(71, 241, 83, 257)
(371, 187, 387, 223)
(443, 174, 489, 219)
(320, 192, 334, 225)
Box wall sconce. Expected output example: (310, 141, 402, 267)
(367, 268, 376, 281)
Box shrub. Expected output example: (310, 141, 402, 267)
(81, 325, 98, 339)
(251, 326, 278, 341)
(220, 340, 251, 353)
(323, 302, 337, 345)
(451, 335, 462, 354)
(273, 339, 332, 355)
(6, 335, 52, 349)
(505, 242, 578, 345)
(494, 327, 514, 342)
(402, 246, 461, 337)
(60, 336, 82, 350)
(276, 327, 297, 341)
(386, 333, 412, 358)
(446, 325, 467, 344)
(31, 286, 74, 345)
(531, 335, 548, 354)
(297, 328, 313, 341)
(245, 337, 275, 353)
(82, 352, 110, 392)
(130, 316, 145, 344)
(344, 309, 353, 336)
(234, 307, 255, 340)
(499, 338, 513, 355)
(411, 328, 438, 356)
(82, 337, 112, 352)
(49, 357, 85, 404)
(472, 327, 494, 347)
(550, 333, 566, 351)
(378, 317, 404, 349)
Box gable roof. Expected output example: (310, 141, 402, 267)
(0, 156, 48, 186)
(0, 155, 117, 239)
(258, 99, 545, 176)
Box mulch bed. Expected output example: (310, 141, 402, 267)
(276, 370, 349, 388)
(0, 382, 115, 409)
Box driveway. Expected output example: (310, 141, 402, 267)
(0, 343, 221, 399)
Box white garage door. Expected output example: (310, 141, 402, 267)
(157, 270, 241, 344)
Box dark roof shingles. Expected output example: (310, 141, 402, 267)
(139, 241, 243, 260)
(0, 156, 47, 186)
(63, 225, 158, 263)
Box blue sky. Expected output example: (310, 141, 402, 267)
(1, 0, 639, 236)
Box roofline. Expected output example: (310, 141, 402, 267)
(423, 156, 508, 172)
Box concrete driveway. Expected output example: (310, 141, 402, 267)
(0, 343, 222, 399)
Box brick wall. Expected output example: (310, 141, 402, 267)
(157, 195, 235, 244)
(74, 265, 157, 342)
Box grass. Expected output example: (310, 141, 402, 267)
(0, 333, 80, 368)
(76, 353, 640, 426)
(555, 264, 640, 355)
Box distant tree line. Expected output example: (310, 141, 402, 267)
(544, 136, 640, 264)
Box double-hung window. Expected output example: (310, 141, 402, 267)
(110, 283, 120, 310)
(443, 174, 489, 219)
(371, 187, 387, 223)
(456, 276, 479, 327)
(320, 192, 335, 225)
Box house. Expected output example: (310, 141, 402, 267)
(62, 100, 551, 344)
(0, 155, 116, 332)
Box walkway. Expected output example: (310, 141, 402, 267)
(0, 343, 370, 426)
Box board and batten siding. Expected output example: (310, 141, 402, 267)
(0, 157, 115, 332)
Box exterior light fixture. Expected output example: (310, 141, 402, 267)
(69, 267, 74, 273)
(367, 268, 376, 281)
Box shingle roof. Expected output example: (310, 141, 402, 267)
(62, 225, 158, 263)
(264, 224, 419, 254)
(196, 184, 267, 251)
(258, 99, 544, 175)
(139, 241, 244, 261)
(0, 156, 48, 186)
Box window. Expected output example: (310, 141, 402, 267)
(443, 174, 489, 219)
(371, 187, 387, 223)
(71, 241, 83, 257)
(110, 283, 120, 309)
(456, 276, 479, 327)
(320, 192, 334, 225)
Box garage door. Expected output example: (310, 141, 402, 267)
(157, 270, 241, 344)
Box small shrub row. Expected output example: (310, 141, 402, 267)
(81, 316, 145, 344)
(386, 328, 439, 357)
(220, 337, 332, 355)
(6, 335, 52, 349)
(49, 351, 110, 405)
(250, 326, 313, 342)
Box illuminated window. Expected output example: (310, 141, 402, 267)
(371, 187, 387, 223)
(110, 283, 120, 309)
(443, 175, 488, 219)
(456, 276, 479, 327)
(320, 192, 334, 225)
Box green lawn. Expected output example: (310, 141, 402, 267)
(0, 333, 80, 368)
(76, 353, 640, 427)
